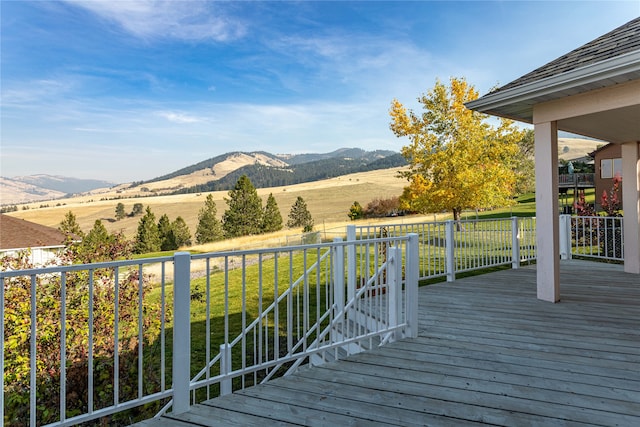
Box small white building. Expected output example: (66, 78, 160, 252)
(0, 214, 67, 266)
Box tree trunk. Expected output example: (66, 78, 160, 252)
(453, 208, 464, 231)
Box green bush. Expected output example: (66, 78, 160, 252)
(2, 249, 167, 425)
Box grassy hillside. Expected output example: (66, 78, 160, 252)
(8, 168, 411, 241)
(9, 164, 595, 252)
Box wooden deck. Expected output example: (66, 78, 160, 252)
(135, 260, 640, 426)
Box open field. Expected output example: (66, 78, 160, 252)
(557, 137, 602, 161)
(6, 167, 416, 242)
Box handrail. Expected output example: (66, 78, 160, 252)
(6, 214, 626, 426)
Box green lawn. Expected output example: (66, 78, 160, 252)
(459, 189, 596, 220)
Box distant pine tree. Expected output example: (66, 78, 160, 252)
(222, 175, 263, 237)
(134, 207, 161, 254)
(287, 196, 314, 232)
(157, 214, 176, 251)
(196, 194, 223, 244)
(59, 210, 84, 238)
(172, 216, 192, 248)
(262, 193, 283, 233)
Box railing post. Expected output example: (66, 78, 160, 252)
(220, 343, 232, 395)
(511, 217, 520, 269)
(173, 252, 191, 415)
(387, 246, 403, 340)
(445, 220, 455, 282)
(346, 225, 357, 317)
(559, 214, 572, 260)
(405, 234, 419, 339)
(332, 237, 345, 316)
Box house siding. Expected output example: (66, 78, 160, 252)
(592, 144, 624, 210)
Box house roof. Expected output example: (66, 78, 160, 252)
(465, 17, 640, 132)
(0, 214, 67, 250)
(589, 142, 619, 158)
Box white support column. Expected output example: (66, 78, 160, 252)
(172, 252, 191, 414)
(621, 142, 640, 274)
(534, 121, 560, 302)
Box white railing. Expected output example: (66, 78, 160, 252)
(352, 216, 537, 281)
(1, 256, 175, 427)
(1, 235, 419, 426)
(2, 214, 626, 426)
(561, 214, 624, 261)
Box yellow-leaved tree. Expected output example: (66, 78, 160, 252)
(390, 77, 525, 221)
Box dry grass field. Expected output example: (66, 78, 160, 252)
(557, 137, 602, 161)
(7, 167, 417, 243)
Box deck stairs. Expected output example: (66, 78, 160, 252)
(309, 291, 390, 366)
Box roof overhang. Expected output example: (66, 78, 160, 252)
(465, 50, 640, 142)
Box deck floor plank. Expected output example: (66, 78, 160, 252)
(133, 260, 640, 426)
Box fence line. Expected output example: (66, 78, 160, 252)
(352, 216, 538, 282)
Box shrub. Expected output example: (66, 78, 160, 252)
(2, 245, 166, 425)
(363, 196, 400, 218)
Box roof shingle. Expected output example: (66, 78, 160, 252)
(494, 17, 640, 93)
(0, 214, 67, 250)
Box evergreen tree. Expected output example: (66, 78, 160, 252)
(84, 219, 110, 246)
(157, 214, 175, 251)
(58, 210, 84, 238)
(287, 196, 314, 232)
(134, 206, 161, 254)
(262, 193, 283, 233)
(115, 202, 126, 220)
(70, 220, 131, 263)
(171, 216, 192, 248)
(196, 194, 223, 244)
(222, 175, 263, 237)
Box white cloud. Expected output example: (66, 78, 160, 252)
(64, 0, 245, 41)
(157, 111, 202, 124)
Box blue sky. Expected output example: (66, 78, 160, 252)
(2, 1, 639, 182)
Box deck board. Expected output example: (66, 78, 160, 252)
(133, 260, 640, 426)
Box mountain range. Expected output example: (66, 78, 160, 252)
(1, 148, 402, 206)
(1, 138, 603, 207)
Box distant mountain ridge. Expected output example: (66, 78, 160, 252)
(1, 148, 401, 205)
(15, 175, 115, 194)
(143, 148, 403, 194)
(0, 175, 114, 206)
(168, 151, 405, 194)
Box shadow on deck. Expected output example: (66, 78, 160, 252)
(134, 260, 640, 426)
